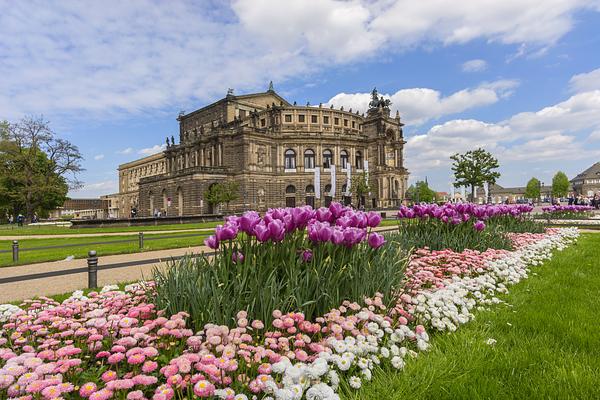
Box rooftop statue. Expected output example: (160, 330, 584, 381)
(368, 87, 392, 109)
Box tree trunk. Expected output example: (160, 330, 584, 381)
(471, 185, 475, 203)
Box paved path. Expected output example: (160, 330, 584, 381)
(0, 245, 210, 303)
(0, 228, 213, 241)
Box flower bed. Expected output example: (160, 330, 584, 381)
(540, 205, 594, 220)
(0, 225, 578, 400)
(395, 203, 544, 252)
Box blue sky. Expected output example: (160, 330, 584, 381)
(1, 0, 600, 197)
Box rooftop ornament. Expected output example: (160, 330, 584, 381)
(368, 87, 392, 110)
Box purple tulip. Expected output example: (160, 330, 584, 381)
(473, 220, 486, 231)
(215, 223, 238, 241)
(239, 211, 260, 234)
(335, 215, 353, 228)
(291, 207, 312, 229)
(204, 235, 219, 249)
(330, 228, 345, 245)
(366, 211, 382, 228)
(253, 222, 271, 242)
(268, 219, 286, 242)
(232, 251, 244, 264)
(343, 227, 366, 248)
(351, 212, 368, 228)
(301, 249, 313, 262)
(329, 202, 345, 219)
(316, 207, 333, 223)
(317, 225, 333, 242)
(367, 232, 386, 249)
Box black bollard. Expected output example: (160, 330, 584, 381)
(87, 250, 98, 289)
(12, 240, 18, 263)
(138, 232, 144, 249)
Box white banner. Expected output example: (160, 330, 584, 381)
(330, 164, 336, 197)
(314, 167, 321, 199)
(484, 182, 489, 202)
(364, 160, 369, 184)
(346, 164, 352, 196)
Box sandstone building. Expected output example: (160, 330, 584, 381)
(116, 85, 409, 217)
(571, 161, 600, 196)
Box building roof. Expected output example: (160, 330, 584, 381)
(571, 162, 600, 182)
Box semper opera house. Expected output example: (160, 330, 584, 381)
(115, 83, 409, 217)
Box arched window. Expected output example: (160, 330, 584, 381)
(285, 149, 296, 169)
(340, 150, 349, 169)
(305, 184, 315, 194)
(323, 149, 333, 168)
(286, 185, 296, 194)
(304, 149, 315, 169)
(355, 150, 363, 170)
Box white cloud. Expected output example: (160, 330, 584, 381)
(569, 67, 600, 92)
(1, 1, 598, 119)
(69, 180, 118, 198)
(93, 154, 104, 160)
(589, 130, 600, 141)
(462, 59, 487, 72)
(138, 144, 166, 156)
(371, 0, 594, 47)
(405, 86, 600, 174)
(326, 80, 519, 126)
(117, 147, 133, 155)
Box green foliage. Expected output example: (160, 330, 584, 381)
(393, 219, 513, 252)
(451, 148, 500, 201)
(486, 215, 546, 234)
(152, 234, 409, 331)
(350, 172, 371, 206)
(0, 117, 83, 220)
(524, 177, 541, 200)
(405, 181, 437, 203)
(551, 171, 570, 198)
(204, 181, 240, 210)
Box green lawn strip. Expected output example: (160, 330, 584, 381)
(344, 232, 600, 400)
(0, 233, 209, 267)
(0, 221, 221, 236)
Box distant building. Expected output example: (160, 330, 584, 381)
(571, 162, 600, 196)
(487, 183, 552, 203)
(114, 85, 409, 216)
(49, 199, 109, 219)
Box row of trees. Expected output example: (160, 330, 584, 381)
(0, 117, 83, 221)
(448, 147, 570, 203)
(524, 172, 570, 201)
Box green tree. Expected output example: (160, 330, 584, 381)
(0, 117, 83, 221)
(350, 171, 371, 207)
(525, 177, 541, 201)
(204, 180, 239, 212)
(551, 171, 570, 198)
(451, 148, 500, 202)
(220, 181, 239, 212)
(405, 181, 437, 203)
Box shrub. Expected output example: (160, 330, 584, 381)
(152, 203, 409, 330)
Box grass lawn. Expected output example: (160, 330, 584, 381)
(343, 232, 600, 400)
(0, 221, 220, 236)
(0, 232, 209, 267)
